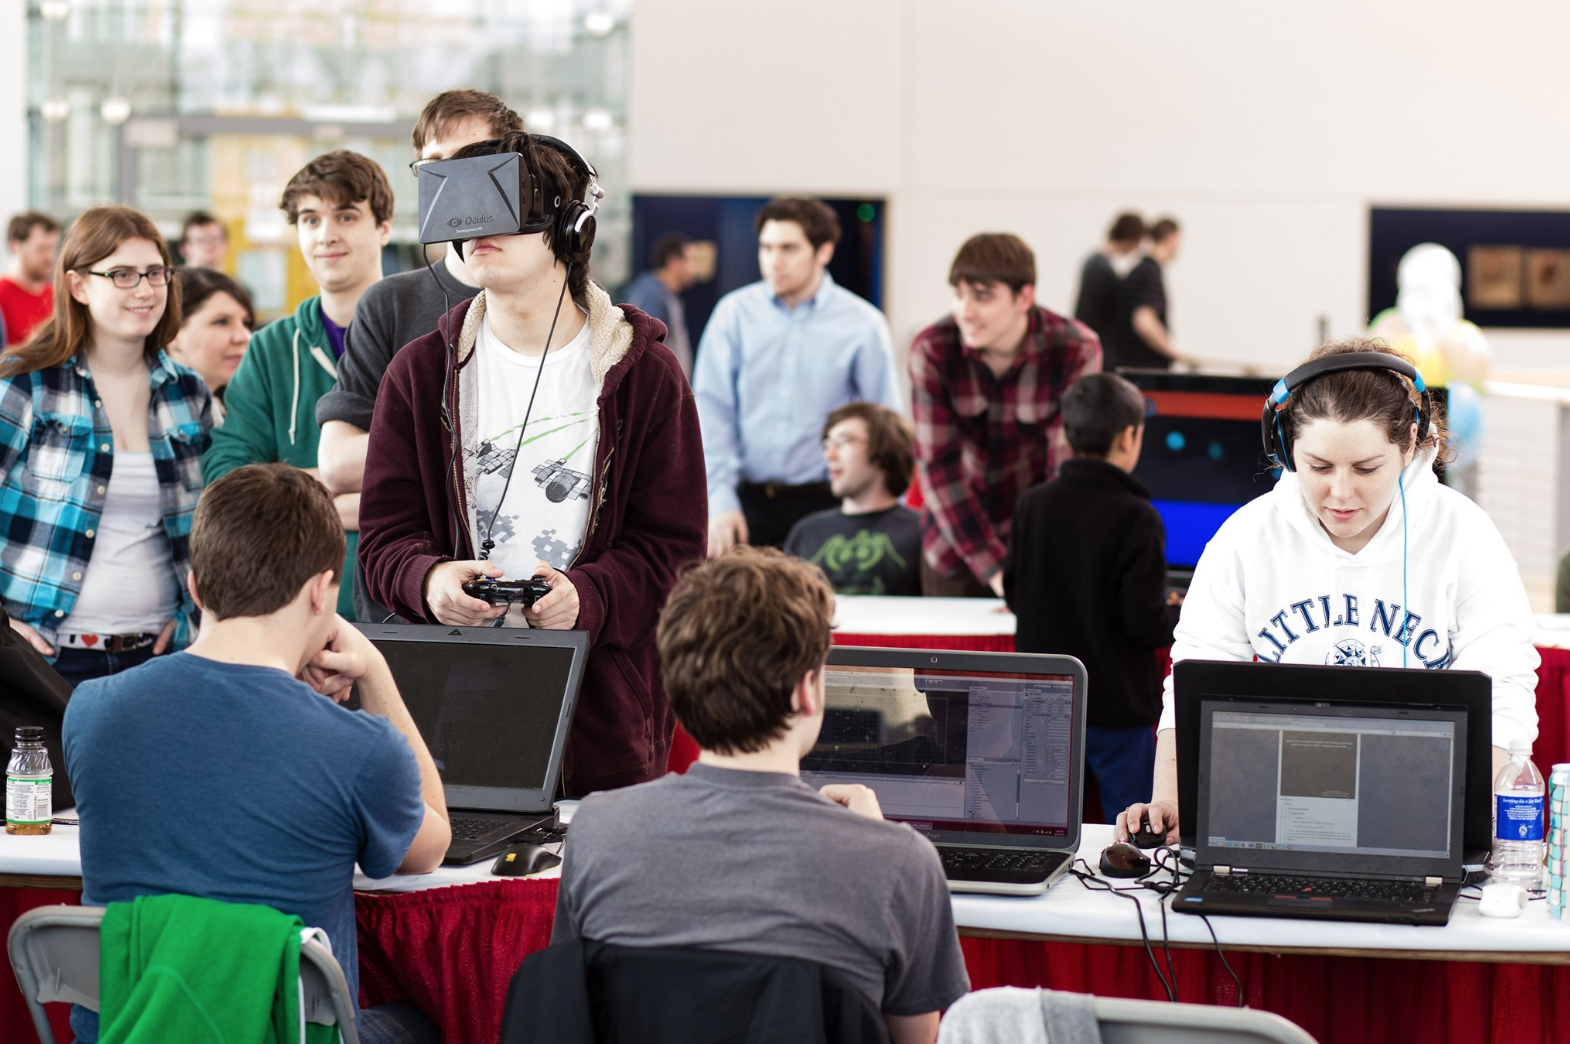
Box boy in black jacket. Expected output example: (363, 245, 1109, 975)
(1003, 373, 1174, 822)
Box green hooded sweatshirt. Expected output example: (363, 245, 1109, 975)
(201, 296, 356, 619)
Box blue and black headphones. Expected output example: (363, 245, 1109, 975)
(1260, 351, 1432, 667)
(1261, 352, 1431, 472)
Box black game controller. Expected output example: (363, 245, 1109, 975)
(1131, 816, 1167, 850)
(462, 577, 552, 609)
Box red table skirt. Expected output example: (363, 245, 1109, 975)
(1534, 646, 1570, 772)
(961, 936, 1570, 1044)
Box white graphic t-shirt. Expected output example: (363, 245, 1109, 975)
(468, 311, 600, 620)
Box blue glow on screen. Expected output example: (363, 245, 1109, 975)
(1152, 500, 1246, 570)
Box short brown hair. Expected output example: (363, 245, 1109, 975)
(180, 210, 223, 242)
(7, 211, 59, 245)
(1149, 217, 1180, 243)
(411, 89, 523, 153)
(1, 206, 181, 377)
(450, 131, 597, 301)
(823, 401, 915, 498)
(657, 548, 834, 756)
(949, 233, 1035, 295)
(190, 464, 346, 620)
(1282, 338, 1450, 462)
(279, 150, 394, 226)
(1108, 212, 1145, 245)
(754, 197, 840, 251)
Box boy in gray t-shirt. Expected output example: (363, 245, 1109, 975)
(552, 549, 970, 1039)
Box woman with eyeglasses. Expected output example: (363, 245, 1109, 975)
(0, 205, 212, 687)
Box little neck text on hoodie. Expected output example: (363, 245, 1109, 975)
(1253, 592, 1454, 670)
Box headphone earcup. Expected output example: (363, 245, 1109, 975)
(554, 202, 594, 265)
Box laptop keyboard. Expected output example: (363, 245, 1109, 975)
(1203, 872, 1440, 904)
(450, 816, 515, 841)
(940, 848, 1056, 874)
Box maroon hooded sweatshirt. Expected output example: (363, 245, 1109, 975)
(358, 285, 707, 793)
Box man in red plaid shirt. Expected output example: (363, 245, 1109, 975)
(910, 234, 1102, 597)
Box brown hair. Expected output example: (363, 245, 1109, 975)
(279, 150, 394, 226)
(1282, 338, 1450, 462)
(1, 206, 181, 376)
(450, 131, 596, 302)
(657, 548, 834, 756)
(1108, 212, 1145, 245)
(1149, 217, 1180, 244)
(7, 211, 60, 245)
(1063, 373, 1146, 457)
(179, 210, 223, 241)
(823, 401, 916, 498)
(190, 464, 346, 620)
(411, 89, 523, 153)
(176, 266, 254, 330)
(754, 197, 840, 250)
(949, 233, 1036, 295)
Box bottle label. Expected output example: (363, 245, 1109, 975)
(1497, 793, 1545, 842)
(6, 775, 51, 825)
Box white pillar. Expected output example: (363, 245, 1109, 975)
(0, 1, 27, 217)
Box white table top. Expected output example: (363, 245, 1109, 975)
(833, 595, 1015, 637)
(6, 821, 1566, 961)
(1533, 615, 1570, 650)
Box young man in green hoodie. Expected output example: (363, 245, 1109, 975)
(202, 150, 393, 619)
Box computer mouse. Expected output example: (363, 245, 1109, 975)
(1477, 881, 1528, 918)
(1099, 842, 1153, 879)
(1131, 817, 1167, 850)
(490, 842, 561, 877)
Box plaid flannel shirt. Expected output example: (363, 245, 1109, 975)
(0, 352, 212, 649)
(910, 307, 1101, 585)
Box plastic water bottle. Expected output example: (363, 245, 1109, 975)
(1491, 739, 1545, 893)
(5, 726, 52, 836)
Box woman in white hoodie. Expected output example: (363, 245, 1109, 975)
(1118, 339, 1539, 843)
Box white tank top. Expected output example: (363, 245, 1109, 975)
(60, 451, 180, 636)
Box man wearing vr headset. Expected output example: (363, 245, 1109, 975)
(358, 131, 707, 794)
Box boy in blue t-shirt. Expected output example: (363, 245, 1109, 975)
(64, 464, 452, 1043)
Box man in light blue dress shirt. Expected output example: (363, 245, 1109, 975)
(695, 197, 903, 556)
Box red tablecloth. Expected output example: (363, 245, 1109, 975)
(1534, 646, 1570, 771)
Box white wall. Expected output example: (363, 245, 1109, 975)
(629, 0, 1570, 375)
(0, 2, 27, 220)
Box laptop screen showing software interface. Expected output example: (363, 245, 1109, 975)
(1196, 700, 1467, 877)
(801, 663, 1078, 838)
(366, 633, 580, 811)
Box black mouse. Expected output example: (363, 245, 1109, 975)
(490, 842, 561, 877)
(1131, 817, 1167, 850)
(1099, 841, 1153, 879)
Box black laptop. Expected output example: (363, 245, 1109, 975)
(355, 624, 588, 866)
(800, 647, 1087, 896)
(1173, 695, 1467, 925)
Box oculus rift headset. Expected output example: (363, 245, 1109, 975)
(1260, 352, 1431, 471)
(415, 133, 603, 263)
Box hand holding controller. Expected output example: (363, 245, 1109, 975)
(461, 576, 553, 609)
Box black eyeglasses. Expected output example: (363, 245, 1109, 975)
(408, 158, 435, 177)
(84, 267, 173, 289)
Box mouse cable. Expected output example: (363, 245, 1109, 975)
(1069, 859, 1175, 1002)
(1196, 914, 1245, 1006)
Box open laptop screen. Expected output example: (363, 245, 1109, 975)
(802, 663, 1077, 838)
(1196, 699, 1467, 877)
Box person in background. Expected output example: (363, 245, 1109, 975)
(1102, 215, 1186, 371)
(168, 267, 254, 424)
(910, 232, 1102, 597)
(64, 464, 448, 1044)
(178, 211, 229, 271)
(1, 212, 62, 347)
(202, 150, 393, 622)
(696, 196, 902, 556)
(1004, 373, 1174, 821)
(621, 232, 696, 377)
(1556, 548, 1570, 613)
(0, 205, 211, 687)
(1073, 211, 1145, 340)
(317, 87, 522, 624)
(553, 548, 969, 1044)
(783, 401, 921, 596)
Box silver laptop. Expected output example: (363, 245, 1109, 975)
(801, 646, 1087, 895)
(355, 624, 588, 865)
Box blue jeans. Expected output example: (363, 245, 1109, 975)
(1085, 724, 1157, 825)
(50, 644, 157, 689)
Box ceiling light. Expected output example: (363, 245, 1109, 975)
(100, 97, 132, 125)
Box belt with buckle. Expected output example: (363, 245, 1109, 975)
(57, 632, 158, 654)
(739, 481, 833, 501)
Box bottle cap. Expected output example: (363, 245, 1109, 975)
(1510, 739, 1532, 756)
(14, 726, 43, 743)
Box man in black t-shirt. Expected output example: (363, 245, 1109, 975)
(1073, 211, 1144, 340)
(1102, 216, 1187, 372)
(784, 402, 921, 596)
